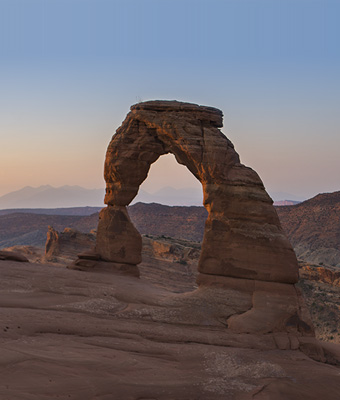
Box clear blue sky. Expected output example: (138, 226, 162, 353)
(0, 0, 339, 200)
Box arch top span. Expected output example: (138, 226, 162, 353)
(130, 100, 224, 127)
(96, 100, 299, 285)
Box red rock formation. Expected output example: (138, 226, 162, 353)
(45, 226, 96, 264)
(75, 100, 316, 339)
(45, 226, 59, 256)
(97, 100, 298, 284)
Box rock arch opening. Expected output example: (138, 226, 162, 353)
(126, 153, 206, 291)
(133, 153, 203, 206)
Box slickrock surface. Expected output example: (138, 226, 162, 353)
(1, 260, 340, 400)
(6, 235, 340, 345)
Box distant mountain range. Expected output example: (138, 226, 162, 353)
(0, 185, 303, 209)
(0, 185, 204, 209)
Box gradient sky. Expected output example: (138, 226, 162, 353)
(1, 0, 339, 200)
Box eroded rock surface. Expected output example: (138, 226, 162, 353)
(45, 226, 96, 264)
(74, 100, 312, 338)
(96, 100, 298, 285)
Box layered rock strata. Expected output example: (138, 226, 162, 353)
(76, 100, 313, 337)
(97, 100, 297, 281)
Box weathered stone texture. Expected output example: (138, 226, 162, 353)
(96, 206, 142, 265)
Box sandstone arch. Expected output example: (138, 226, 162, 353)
(95, 100, 299, 285)
(70, 100, 318, 339)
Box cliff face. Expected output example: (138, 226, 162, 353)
(276, 191, 340, 267)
